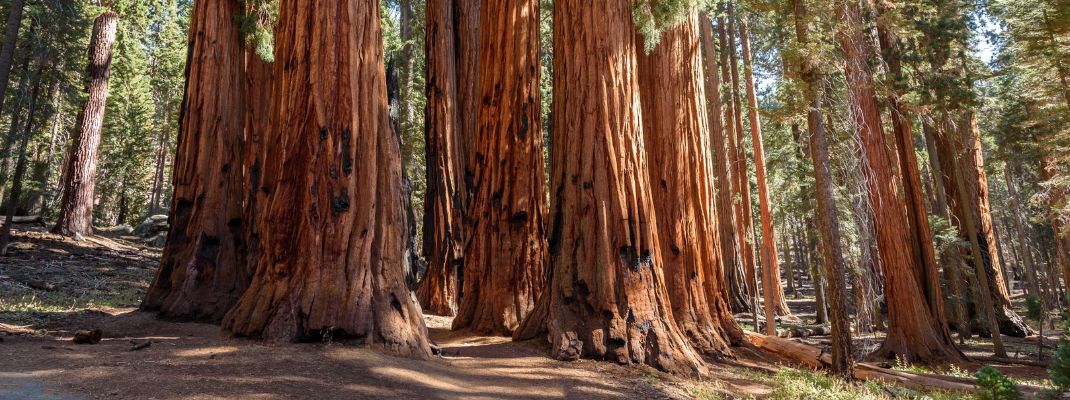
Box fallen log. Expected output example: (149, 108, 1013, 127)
(972, 355, 1050, 368)
(744, 331, 1052, 397)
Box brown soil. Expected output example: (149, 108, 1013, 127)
(0, 227, 772, 399)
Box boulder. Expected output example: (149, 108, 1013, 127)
(134, 215, 169, 237)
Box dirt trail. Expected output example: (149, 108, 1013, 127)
(0, 227, 770, 399)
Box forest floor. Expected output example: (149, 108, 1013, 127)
(0, 225, 1059, 399)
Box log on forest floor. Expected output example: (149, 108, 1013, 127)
(743, 331, 1052, 397)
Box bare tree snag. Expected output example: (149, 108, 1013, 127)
(739, 20, 791, 322)
(417, 0, 466, 317)
(515, 0, 706, 376)
(791, 0, 852, 376)
(637, 12, 742, 355)
(839, 2, 963, 363)
(142, 0, 253, 322)
(52, 10, 118, 237)
(220, 0, 431, 358)
(452, 0, 548, 336)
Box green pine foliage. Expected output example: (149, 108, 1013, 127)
(975, 366, 1022, 400)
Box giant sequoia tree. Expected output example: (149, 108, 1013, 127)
(417, 0, 468, 317)
(839, 0, 962, 363)
(53, 10, 118, 237)
(451, 0, 547, 335)
(142, 0, 254, 322)
(221, 0, 430, 357)
(637, 12, 742, 355)
(516, 0, 705, 376)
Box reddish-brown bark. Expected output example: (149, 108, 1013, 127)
(52, 10, 118, 237)
(699, 13, 748, 312)
(839, 2, 963, 363)
(221, 0, 431, 358)
(452, 0, 547, 336)
(417, 0, 466, 317)
(874, 11, 949, 337)
(717, 17, 756, 314)
(933, 112, 1031, 337)
(515, 0, 706, 376)
(792, 0, 852, 376)
(142, 0, 254, 322)
(738, 20, 790, 322)
(637, 12, 742, 355)
(724, 7, 760, 320)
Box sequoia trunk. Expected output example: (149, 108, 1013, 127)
(739, 20, 790, 322)
(452, 0, 548, 335)
(933, 112, 1030, 337)
(699, 13, 742, 313)
(221, 0, 431, 358)
(52, 10, 119, 237)
(142, 0, 252, 322)
(417, 0, 467, 317)
(792, 0, 852, 376)
(637, 12, 742, 355)
(515, 0, 706, 376)
(839, 2, 963, 363)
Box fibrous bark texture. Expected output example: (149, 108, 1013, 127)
(52, 11, 118, 237)
(515, 0, 706, 376)
(698, 14, 744, 314)
(839, 3, 962, 363)
(792, 0, 852, 376)
(716, 18, 754, 313)
(142, 0, 252, 322)
(934, 112, 1030, 337)
(417, 0, 466, 317)
(739, 20, 790, 320)
(221, 0, 431, 358)
(452, 0, 547, 336)
(637, 12, 742, 356)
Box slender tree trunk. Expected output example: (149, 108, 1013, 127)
(1005, 169, 1041, 300)
(513, 0, 706, 376)
(220, 0, 432, 358)
(452, 0, 548, 336)
(0, 42, 32, 203)
(948, 129, 1007, 357)
(52, 10, 119, 237)
(0, 0, 26, 114)
(715, 19, 751, 314)
(699, 12, 746, 313)
(0, 56, 45, 254)
(839, 1, 963, 363)
(934, 112, 1031, 337)
(875, 9, 949, 338)
(142, 0, 254, 322)
(792, 0, 851, 375)
(725, 7, 760, 324)
(637, 12, 742, 355)
(923, 123, 972, 341)
(739, 21, 790, 322)
(417, 0, 466, 317)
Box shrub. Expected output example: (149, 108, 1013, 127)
(975, 366, 1021, 400)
